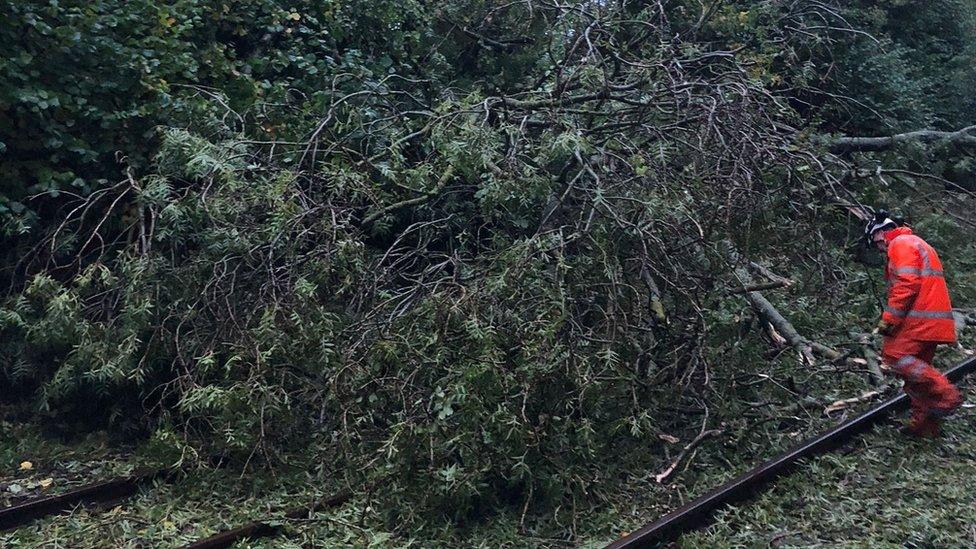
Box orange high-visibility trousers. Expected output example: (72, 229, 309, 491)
(882, 336, 962, 435)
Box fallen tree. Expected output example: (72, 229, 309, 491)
(1, 0, 973, 535)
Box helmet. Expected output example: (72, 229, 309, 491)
(863, 209, 900, 243)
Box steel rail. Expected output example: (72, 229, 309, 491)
(0, 468, 166, 531)
(183, 490, 352, 549)
(607, 355, 976, 548)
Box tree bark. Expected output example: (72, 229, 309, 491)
(830, 125, 976, 153)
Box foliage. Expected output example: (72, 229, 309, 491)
(0, 0, 431, 237)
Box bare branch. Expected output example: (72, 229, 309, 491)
(654, 427, 725, 484)
(830, 125, 976, 153)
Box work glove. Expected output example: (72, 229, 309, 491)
(649, 298, 667, 325)
(875, 318, 895, 337)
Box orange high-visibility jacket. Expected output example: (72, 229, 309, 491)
(881, 227, 956, 343)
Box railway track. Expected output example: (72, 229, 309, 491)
(607, 354, 976, 548)
(0, 467, 168, 531)
(1, 460, 352, 547)
(183, 490, 352, 548)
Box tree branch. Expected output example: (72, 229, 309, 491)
(721, 242, 844, 367)
(362, 165, 456, 225)
(830, 125, 976, 153)
(654, 427, 724, 484)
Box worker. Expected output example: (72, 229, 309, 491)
(865, 210, 963, 437)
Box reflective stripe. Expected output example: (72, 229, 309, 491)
(883, 307, 953, 320)
(885, 306, 908, 318)
(892, 355, 927, 382)
(916, 240, 932, 269)
(890, 267, 944, 277)
(906, 310, 954, 319)
(895, 356, 915, 368)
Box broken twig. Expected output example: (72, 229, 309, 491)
(655, 427, 725, 484)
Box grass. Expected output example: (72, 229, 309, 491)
(679, 378, 976, 548)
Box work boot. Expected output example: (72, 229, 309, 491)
(904, 407, 941, 438)
(904, 415, 941, 438)
(930, 387, 963, 419)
